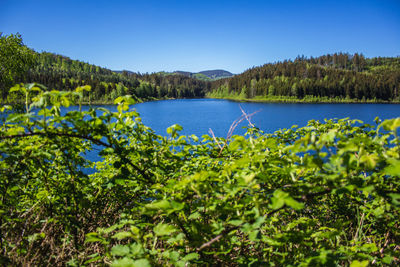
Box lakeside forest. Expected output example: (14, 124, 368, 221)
(1, 33, 400, 266)
(1, 33, 400, 103)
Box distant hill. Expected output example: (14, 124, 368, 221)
(158, 69, 234, 81)
(198, 70, 234, 80)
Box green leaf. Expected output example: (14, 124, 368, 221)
(361, 243, 377, 253)
(249, 230, 259, 242)
(285, 197, 304, 210)
(166, 124, 183, 137)
(384, 159, 400, 176)
(85, 233, 105, 243)
(170, 200, 184, 211)
(132, 259, 151, 267)
(182, 252, 199, 261)
(130, 243, 144, 256)
(388, 193, 400, 205)
(172, 124, 183, 131)
(111, 257, 150, 267)
(153, 223, 177, 236)
(111, 245, 130, 256)
(112, 231, 133, 240)
(270, 197, 285, 210)
(111, 257, 135, 267)
(382, 255, 394, 264)
(269, 189, 288, 210)
(243, 173, 256, 184)
(350, 260, 369, 267)
(84, 255, 102, 264)
(360, 153, 379, 169)
(228, 220, 243, 226)
(76, 85, 91, 93)
(114, 96, 124, 104)
(188, 212, 201, 220)
(145, 200, 171, 210)
(9, 84, 22, 93)
(381, 118, 400, 132)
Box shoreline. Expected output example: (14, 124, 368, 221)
(205, 96, 400, 104)
(3, 96, 400, 106)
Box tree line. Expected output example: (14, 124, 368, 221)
(0, 33, 208, 102)
(1, 33, 399, 102)
(18, 52, 208, 101)
(210, 53, 400, 101)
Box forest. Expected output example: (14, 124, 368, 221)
(0, 34, 208, 102)
(20, 52, 208, 101)
(1, 33, 400, 103)
(209, 53, 400, 102)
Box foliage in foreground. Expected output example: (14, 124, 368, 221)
(0, 33, 36, 99)
(0, 84, 399, 266)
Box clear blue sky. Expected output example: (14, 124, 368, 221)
(1, 0, 399, 74)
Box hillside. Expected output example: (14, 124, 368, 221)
(199, 69, 234, 80)
(159, 69, 234, 81)
(209, 53, 400, 102)
(12, 52, 209, 102)
(1, 33, 400, 103)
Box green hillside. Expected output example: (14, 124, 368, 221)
(1, 34, 400, 103)
(0, 34, 208, 102)
(209, 53, 400, 102)
(159, 69, 234, 81)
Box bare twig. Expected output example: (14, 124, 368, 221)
(215, 108, 260, 156)
(239, 104, 260, 128)
(209, 128, 223, 150)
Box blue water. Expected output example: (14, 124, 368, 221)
(132, 99, 399, 137)
(4, 99, 399, 137)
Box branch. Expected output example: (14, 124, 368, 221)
(2, 131, 154, 182)
(197, 206, 285, 252)
(124, 160, 153, 183)
(217, 109, 260, 156)
(209, 128, 223, 150)
(0, 131, 111, 147)
(239, 105, 261, 128)
(299, 188, 332, 202)
(197, 226, 238, 251)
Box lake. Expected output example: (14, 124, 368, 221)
(132, 99, 399, 137)
(4, 99, 399, 137)
(14, 98, 399, 167)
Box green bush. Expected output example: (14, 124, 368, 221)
(1, 84, 399, 266)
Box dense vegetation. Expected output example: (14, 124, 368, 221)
(1, 33, 400, 103)
(19, 52, 208, 101)
(0, 34, 208, 102)
(0, 33, 36, 99)
(209, 53, 400, 102)
(0, 84, 399, 266)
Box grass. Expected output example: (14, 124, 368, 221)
(206, 92, 400, 104)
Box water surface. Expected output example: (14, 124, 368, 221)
(133, 99, 400, 137)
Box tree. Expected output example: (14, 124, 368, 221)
(0, 33, 36, 99)
(268, 84, 275, 96)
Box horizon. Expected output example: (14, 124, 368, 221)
(1, 0, 399, 74)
